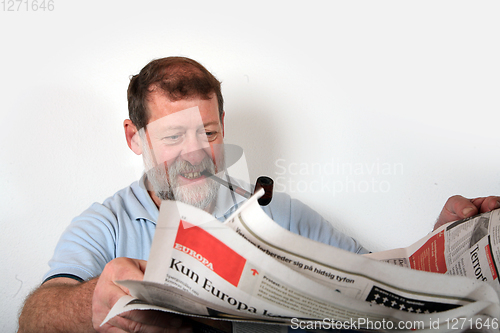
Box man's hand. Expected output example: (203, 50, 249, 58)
(92, 257, 192, 333)
(434, 195, 500, 230)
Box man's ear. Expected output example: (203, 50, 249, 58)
(124, 119, 143, 155)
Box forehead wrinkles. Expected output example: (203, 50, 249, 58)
(145, 106, 205, 135)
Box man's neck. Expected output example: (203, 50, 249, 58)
(148, 189, 163, 209)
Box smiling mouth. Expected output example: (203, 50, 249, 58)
(181, 171, 204, 179)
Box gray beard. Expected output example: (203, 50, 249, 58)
(149, 159, 221, 210)
(142, 145, 225, 210)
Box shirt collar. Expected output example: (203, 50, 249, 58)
(131, 174, 159, 224)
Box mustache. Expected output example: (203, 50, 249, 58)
(166, 156, 216, 177)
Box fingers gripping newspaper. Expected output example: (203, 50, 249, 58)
(366, 209, 500, 318)
(102, 190, 500, 332)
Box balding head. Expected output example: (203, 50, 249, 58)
(127, 57, 224, 130)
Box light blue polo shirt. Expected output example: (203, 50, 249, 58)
(44, 176, 368, 282)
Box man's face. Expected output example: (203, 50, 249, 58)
(139, 91, 225, 209)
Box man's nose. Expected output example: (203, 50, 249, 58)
(180, 133, 209, 166)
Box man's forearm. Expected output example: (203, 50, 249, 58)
(18, 277, 98, 333)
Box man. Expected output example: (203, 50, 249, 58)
(18, 56, 500, 333)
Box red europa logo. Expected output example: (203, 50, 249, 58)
(174, 243, 214, 270)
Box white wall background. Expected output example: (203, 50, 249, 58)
(1, 1, 499, 331)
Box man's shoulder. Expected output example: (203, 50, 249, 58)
(78, 176, 158, 225)
(266, 191, 306, 212)
(44, 177, 157, 282)
(97, 178, 141, 209)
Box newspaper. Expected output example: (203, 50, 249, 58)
(366, 209, 500, 298)
(102, 190, 500, 332)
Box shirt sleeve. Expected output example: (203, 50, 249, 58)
(43, 202, 119, 282)
(263, 192, 370, 254)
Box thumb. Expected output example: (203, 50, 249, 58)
(434, 195, 478, 230)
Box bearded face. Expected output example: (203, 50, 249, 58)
(137, 104, 225, 210)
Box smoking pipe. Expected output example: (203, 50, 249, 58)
(200, 171, 274, 206)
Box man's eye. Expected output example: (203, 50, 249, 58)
(163, 134, 182, 144)
(205, 131, 218, 141)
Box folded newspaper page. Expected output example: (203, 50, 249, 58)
(366, 209, 500, 297)
(103, 191, 500, 332)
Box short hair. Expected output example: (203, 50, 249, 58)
(127, 57, 224, 130)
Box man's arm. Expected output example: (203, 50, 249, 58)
(18, 277, 97, 333)
(18, 258, 191, 333)
(434, 195, 500, 230)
